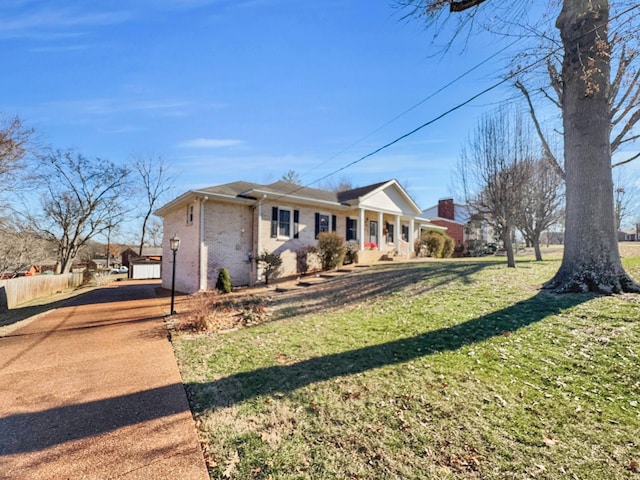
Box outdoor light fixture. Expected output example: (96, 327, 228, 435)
(169, 234, 181, 315)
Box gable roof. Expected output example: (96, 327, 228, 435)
(337, 181, 389, 203)
(156, 179, 423, 216)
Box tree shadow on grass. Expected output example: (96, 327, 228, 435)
(267, 260, 502, 321)
(187, 289, 591, 411)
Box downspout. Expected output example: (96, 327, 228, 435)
(199, 196, 208, 291)
(252, 195, 267, 286)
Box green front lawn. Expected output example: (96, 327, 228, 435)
(173, 256, 640, 479)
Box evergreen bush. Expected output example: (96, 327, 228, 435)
(215, 268, 232, 293)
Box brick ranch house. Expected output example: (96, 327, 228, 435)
(155, 179, 441, 292)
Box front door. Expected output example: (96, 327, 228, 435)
(369, 220, 378, 246)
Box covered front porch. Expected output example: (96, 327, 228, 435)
(353, 208, 434, 262)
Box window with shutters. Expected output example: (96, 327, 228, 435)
(318, 214, 329, 234)
(314, 213, 337, 238)
(271, 207, 298, 239)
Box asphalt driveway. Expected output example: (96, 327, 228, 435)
(0, 280, 208, 479)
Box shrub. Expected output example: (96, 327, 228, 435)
(296, 245, 317, 275)
(257, 251, 282, 284)
(215, 268, 232, 294)
(344, 242, 359, 264)
(415, 230, 455, 258)
(442, 235, 455, 258)
(179, 291, 217, 332)
(316, 232, 346, 270)
(425, 232, 445, 258)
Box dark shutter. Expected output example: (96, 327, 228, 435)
(331, 215, 337, 233)
(314, 213, 320, 238)
(293, 210, 300, 239)
(271, 207, 278, 238)
(346, 217, 350, 240)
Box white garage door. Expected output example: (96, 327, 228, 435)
(132, 264, 161, 279)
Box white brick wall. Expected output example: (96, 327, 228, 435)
(202, 201, 253, 287)
(161, 200, 201, 294)
(258, 201, 350, 281)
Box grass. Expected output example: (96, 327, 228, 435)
(173, 250, 640, 479)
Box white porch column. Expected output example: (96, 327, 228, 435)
(377, 211, 384, 250)
(410, 218, 416, 257)
(359, 208, 365, 251)
(395, 215, 401, 254)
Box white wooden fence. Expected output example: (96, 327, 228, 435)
(0, 273, 84, 311)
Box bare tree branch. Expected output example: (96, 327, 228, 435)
(450, 0, 486, 12)
(611, 108, 640, 153)
(612, 151, 640, 168)
(546, 59, 563, 105)
(515, 80, 565, 180)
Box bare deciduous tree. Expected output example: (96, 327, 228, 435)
(459, 105, 534, 268)
(0, 116, 33, 192)
(515, 157, 564, 261)
(25, 150, 130, 274)
(133, 156, 175, 256)
(0, 216, 52, 277)
(318, 175, 355, 192)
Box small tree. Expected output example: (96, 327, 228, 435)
(280, 169, 303, 185)
(295, 245, 317, 275)
(215, 268, 232, 294)
(316, 232, 346, 270)
(257, 251, 282, 285)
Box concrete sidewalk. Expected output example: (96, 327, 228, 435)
(0, 280, 209, 479)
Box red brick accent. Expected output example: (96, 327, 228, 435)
(430, 219, 464, 246)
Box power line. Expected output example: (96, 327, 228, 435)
(297, 37, 523, 182)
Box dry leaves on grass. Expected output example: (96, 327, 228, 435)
(223, 450, 240, 478)
(542, 435, 558, 447)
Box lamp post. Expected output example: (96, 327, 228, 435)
(169, 234, 181, 315)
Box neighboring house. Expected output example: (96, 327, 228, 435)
(618, 228, 639, 242)
(155, 179, 439, 293)
(91, 256, 120, 270)
(419, 198, 497, 252)
(121, 247, 163, 279)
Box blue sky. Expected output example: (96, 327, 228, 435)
(2, 1, 553, 210)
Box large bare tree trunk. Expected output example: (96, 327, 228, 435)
(547, 0, 639, 293)
(502, 225, 515, 268)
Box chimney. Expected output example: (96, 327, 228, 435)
(438, 199, 454, 220)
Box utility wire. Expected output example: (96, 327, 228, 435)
(297, 37, 523, 181)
